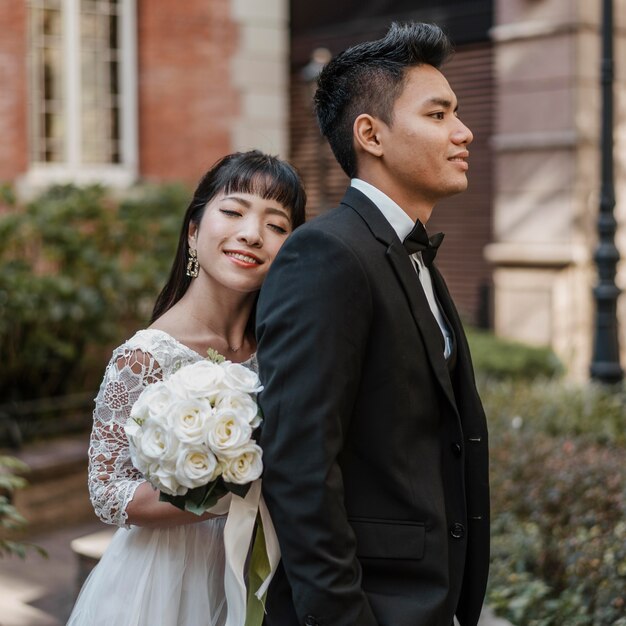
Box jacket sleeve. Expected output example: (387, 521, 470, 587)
(256, 226, 379, 626)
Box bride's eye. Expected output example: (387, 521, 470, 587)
(268, 223, 288, 234)
(219, 209, 242, 217)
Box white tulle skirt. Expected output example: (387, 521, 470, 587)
(67, 517, 227, 626)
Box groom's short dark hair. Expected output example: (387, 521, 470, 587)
(314, 22, 453, 178)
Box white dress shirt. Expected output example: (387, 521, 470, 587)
(351, 178, 452, 358)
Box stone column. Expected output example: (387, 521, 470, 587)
(230, 0, 289, 157)
(486, 0, 626, 380)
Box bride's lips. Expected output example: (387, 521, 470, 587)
(223, 249, 263, 267)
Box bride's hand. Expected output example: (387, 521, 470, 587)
(125, 481, 221, 527)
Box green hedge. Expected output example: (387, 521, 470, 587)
(465, 331, 625, 624)
(0, 183, 188, 403)
(466, 328, 563, 381)
(483, 377, 626, 625)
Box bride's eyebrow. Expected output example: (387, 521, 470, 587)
(223, 196, 290, 220)
(265, 207, 290, 220)
(222, 195, 251, 207)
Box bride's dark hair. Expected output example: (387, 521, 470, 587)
(150, 150, 307, 323)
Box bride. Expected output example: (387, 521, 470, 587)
(67, 150, 306, 626)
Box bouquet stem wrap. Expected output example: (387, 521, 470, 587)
(215, 478, 280, 626)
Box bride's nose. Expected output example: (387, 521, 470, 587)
(237, 221, 263, 247)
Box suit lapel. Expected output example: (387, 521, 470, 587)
(341, 188, 459, 414)
(430, 264, 474, 382)
(386, 244, 459, 412)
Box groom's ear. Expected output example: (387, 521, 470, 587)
(353, 114, 384, 159)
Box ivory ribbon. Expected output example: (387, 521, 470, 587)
(210, 479, 280, 626)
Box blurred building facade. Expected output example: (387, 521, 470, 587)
(486, 0, 626, 380)
(291, 0, 626, 380)
(0, 0, 289, 188)
(0, 0, 624, 379)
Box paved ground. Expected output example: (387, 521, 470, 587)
(0, 520, 512, 626)
(0, 519, 107, 626)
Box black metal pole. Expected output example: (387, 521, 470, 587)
(590, 0, 623, 383)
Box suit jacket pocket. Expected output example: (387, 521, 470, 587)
(349, 518, 425, 560)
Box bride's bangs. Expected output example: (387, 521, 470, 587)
(217, 156, 306, 225)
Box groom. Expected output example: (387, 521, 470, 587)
(256, 22, 490, 626)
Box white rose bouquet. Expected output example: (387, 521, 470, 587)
(124, 350, 264, 513)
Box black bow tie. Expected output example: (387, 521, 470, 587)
(402, 221, 445, 267)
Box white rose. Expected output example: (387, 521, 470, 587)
(214, 390, 261, 427)
(132, 381, 177, 425)
(220, 362, 263, 394)
(129, 398, 150, 424)
(168, 360, 225, 403)
(207, 409, 252, 455)
(128, 436, 148, 475)
(148, 460, 187, 496)
(126, 419, 149, 470)
(174, 446, 220, 489)
(168, 398, 213, 446)
(220, 443, 263, 484)
(135, 418, 179, 463)
(124, 416, 142, 441)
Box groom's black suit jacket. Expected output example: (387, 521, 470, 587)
(256, 187, 490, 626)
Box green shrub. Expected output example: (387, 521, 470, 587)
(467, 328, 563, 381)
(483, 378, 626, 445)
(484, 377, 626, 625)
(0, 183, 188, 403)
(0, 455, 46, 559)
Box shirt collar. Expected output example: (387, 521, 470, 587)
(350, 178, 414, 242)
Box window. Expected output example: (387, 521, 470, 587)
(27, 0, 137, 186)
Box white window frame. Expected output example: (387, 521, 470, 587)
(24, 0, 138, 189)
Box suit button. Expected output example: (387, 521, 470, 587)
(451, 442, 462, 457)
(304, 616, 318, 626)
(450, 523, 465, 539)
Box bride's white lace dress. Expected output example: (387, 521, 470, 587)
(68, 329, 252, 626)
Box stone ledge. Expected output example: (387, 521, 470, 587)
(3, 433, 97, 534)
(10, 433, 89, 479)
(71, 528, 116, 590)
(484, 242, 589, 267)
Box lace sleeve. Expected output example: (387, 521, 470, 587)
(88, 347, 163, 528)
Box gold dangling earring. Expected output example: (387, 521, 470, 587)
(186, 246, 199, 278)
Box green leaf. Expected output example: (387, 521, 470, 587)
(193, 481, 229, 514)
(206, 348, 226, 364)
(158, 491, 188, 512)
(225, 481, 251, 499)
(0, 475, 28, 492)
(0, 456, 30, 473)
(0, 539, 48, 560)
(245, 517, 271, 626)
(158, 480, 229, 516)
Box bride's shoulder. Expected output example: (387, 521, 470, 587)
(109, 328, 198, 376)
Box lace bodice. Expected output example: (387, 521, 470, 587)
(88, 328, 257, 528)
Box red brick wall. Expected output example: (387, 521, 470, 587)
(0, 1, 28, 181)
(137, 0, 240, 184)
